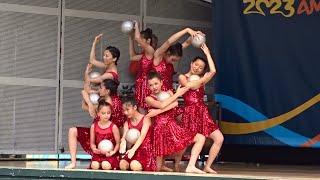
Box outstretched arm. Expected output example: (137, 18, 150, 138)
(145, 86, 188, 109)
(90, 34, 106, 69)
(146, 101, 178, 118)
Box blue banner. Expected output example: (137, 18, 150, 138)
(213, 0, 320, 148)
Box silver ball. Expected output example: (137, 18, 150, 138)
(192, 34, 206, 48)
(157, 91, 171, 102)
(89, 93, 100, 105)
(188, 75, 201, 82)
(121, 21, 134, 34)
(89, 72, 101, 79)
(125, 128, 140, 144)
(98, 139, 114, 153)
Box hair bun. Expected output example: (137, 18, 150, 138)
(145, 28, 152, 34)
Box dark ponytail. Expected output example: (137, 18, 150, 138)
(141, 28, 153, 44)
(167, 42, 183, 57)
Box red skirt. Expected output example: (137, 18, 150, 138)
(152, 111, 195, 157)
(181, 103, 219, 137)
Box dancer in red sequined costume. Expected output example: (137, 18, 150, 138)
(119, 98, 156, 171)
(145, 71, 206, 173)
(90, 101, 120, 170)
(89, 34, 120, 84)
(66, 68, 125, 169)
(152, 28, 202, 91)
(152, 28, 203, 120)
(179, 44, 224, 174)
(129, 21, 157, 113)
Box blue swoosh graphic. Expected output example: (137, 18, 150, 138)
(215, 94, 320, 147)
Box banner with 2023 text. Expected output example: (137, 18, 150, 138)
(213, 0, 320, 148)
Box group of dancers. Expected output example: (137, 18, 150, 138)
(65, 20, 224, 174)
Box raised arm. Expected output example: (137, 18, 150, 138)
(81, 90, 96, 117)
(126, 117, 151, 159)
(83, 64, 92, 93)
(199, 43, 216, 84)
(90, 34, 106, 68)
(129, 32, 142, 61)
(153, 28, 196, 65)
(182, 36, 192, 49)
(133, 21, 154, 59)
(178, 44, 216, 89)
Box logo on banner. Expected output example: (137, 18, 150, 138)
(243, 0, 320, 17)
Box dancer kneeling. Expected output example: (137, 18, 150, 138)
(119, 98, 156, 171)
(89, 101, 120, 170)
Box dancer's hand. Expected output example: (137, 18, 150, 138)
(119, 140, 126, 154)
(92, 148, 101, 154)
(187, 28, 197, 38)
(93, 34, 103, 44)
(126, 148, 136, 159)
(85, 63, 93, 74)
(133, 20, 138, 29)
(200, 43, 210, 55)
(107, 150, 116, 157)
(175, 85, 189, 97)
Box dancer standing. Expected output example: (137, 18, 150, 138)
(179, 44, 224, 174)
(129, 21, 157, 113)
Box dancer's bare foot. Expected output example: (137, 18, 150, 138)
(65, 162, 76, 169)
(203, 166, 217, 174)
(161, 165, 173, 172)
(185, 166, 206, 174)
(174, 163, 181, 172)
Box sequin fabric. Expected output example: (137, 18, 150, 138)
(110, 95, 127, 128)
(150, 96, 194, 157)
(106, 71, 120, 84)
(135, 54, 153, 109)
(152, 59, 174, 91)
(182, 86, 219, 137)
(121, 116, 156, 171)
(90, 122, 119, 169)
(77, 94, 126, 155)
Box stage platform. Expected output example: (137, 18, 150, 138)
(0, 161, 319, 180)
